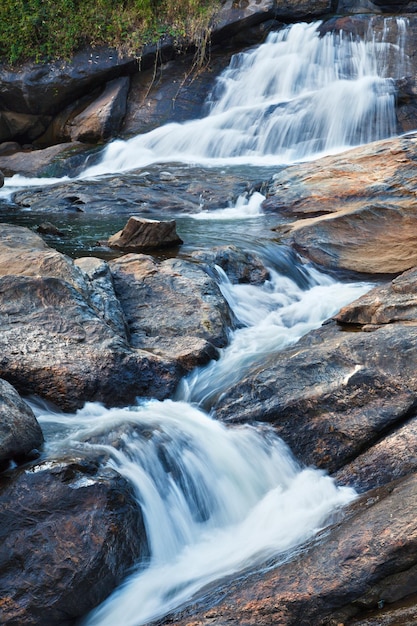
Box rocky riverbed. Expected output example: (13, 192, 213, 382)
(2, 1, 417, 625)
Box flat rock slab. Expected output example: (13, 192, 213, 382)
(264, 134, 417, 274)
(161, 472, 417, 626)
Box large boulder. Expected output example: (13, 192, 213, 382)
(159, 472, 417, 626)
(215, 267, 417, 479)
(0, 378, 43, 470)
(109, 253, 233, 370)
(0, 457, 148, 626)
(0, 224, 234, 409)
(0, 225, 179, 410)
(265, 133, 417, 274)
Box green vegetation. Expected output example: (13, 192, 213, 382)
(0, 0, 219, 64)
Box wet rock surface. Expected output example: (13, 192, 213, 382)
(109, 253, 233, 369)
(159, 473, 417, 626)
(0, 457, 148, 626)
(0, 378, 43, 470)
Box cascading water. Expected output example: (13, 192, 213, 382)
(78, 17, 409, 177)
(34, 253, 372, 626)
(6, 14, 409, 625)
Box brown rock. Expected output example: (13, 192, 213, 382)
(68, 76, 130, 143)
(0, 225, 178, 410)
(334, 266, 417, 326)
(265, 134, 417, 274)
(0, 457, 148, 626)
(108, 215, 183, 252)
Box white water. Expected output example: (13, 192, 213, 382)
(12, 15, 404, 625)
(34, 257, 372, 626)
(179, 265, 372, 406)
(78, 17, 407, 177)
(35, 399, 356, 626)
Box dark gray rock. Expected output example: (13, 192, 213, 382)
(215, 268, 417, 478)
(0, 378, 43, 469)
(0, 457, 148, 626)
(191, 244, 270, 285)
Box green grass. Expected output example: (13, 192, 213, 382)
(0, 0, 219, 65)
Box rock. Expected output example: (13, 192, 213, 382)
(0, 457, 148, 626)
(67, 76, 130, 143)
(0, 225, 179, 410)
(0, 110, 52, 143)
(334, 416, 417, 492)
(0, 142, 87, 177)
(0, 378, 43, 470)
(10, 164, 253, 214)
(0, 223, 89, 293)
(334, 265, 417, 326)
(191, 244, 270, 285)
(108, 216, 183, 252)
(213, 0, 332, 42)
(160, 473, 417, 626)
(36, 221, 65, 236)
(215, 268, 417, 479)
(0, 141, 20, 156)
(109, 254, 233, 370)
(74, 256, 129, 339)
(0, 169, 3, 187)
(265, 134, 417, 274)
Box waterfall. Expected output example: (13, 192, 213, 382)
(79, 17, 408, 177)
(34, 255, 372, 626)
(7, 14, 405, 624)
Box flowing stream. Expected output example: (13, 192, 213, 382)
(9, 15, 411, 625)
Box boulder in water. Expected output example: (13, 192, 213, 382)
(108, 215, 183, 252)
(191, 245, 270, 285)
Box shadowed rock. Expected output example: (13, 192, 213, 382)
(0, 457, 148, 626)
(0, 378, 43, 469)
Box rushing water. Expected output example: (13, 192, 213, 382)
(5, 15, 411, 625)
(34, 257, 371, 626)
